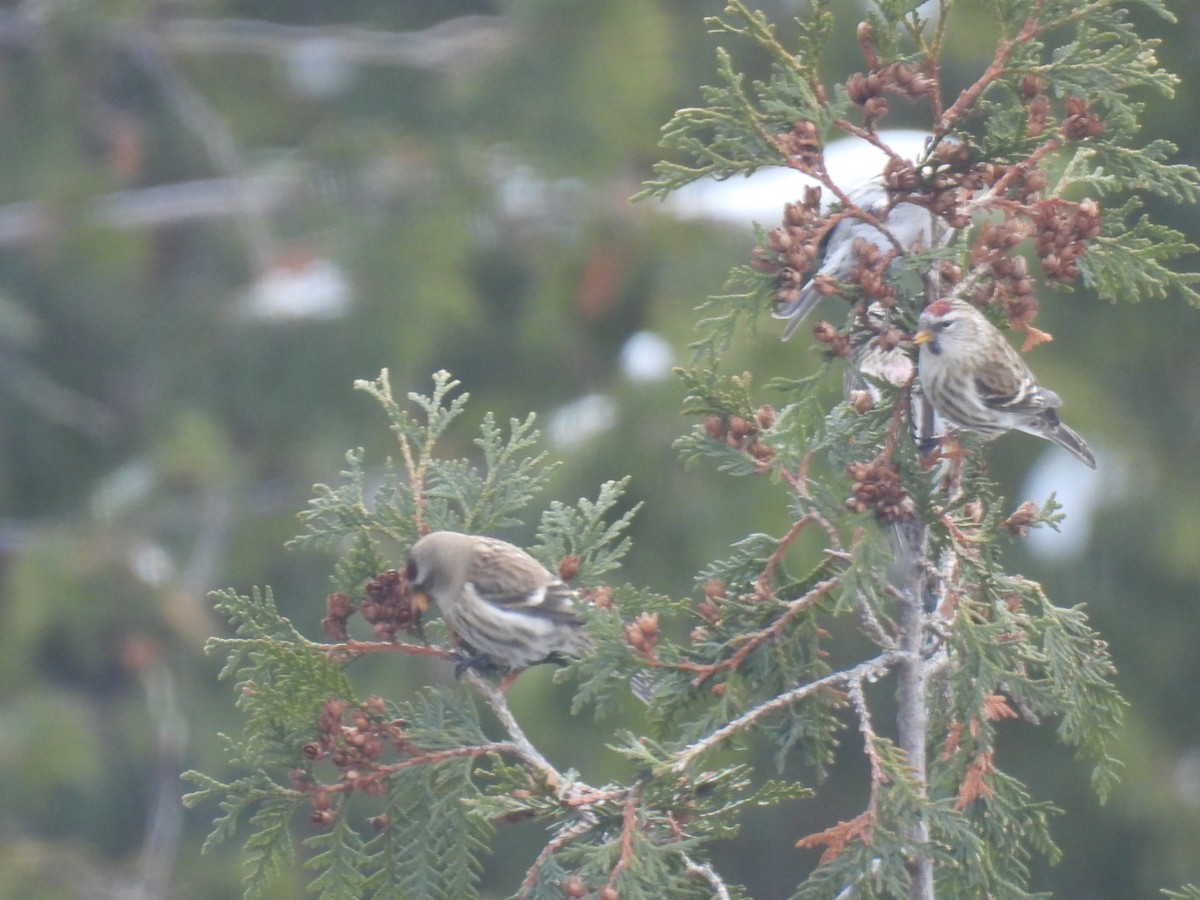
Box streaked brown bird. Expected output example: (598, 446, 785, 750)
(405, 531, 588, 685)
(913, 298, 1096, 468)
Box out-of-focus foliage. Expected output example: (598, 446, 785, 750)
(0, 0, 1198, 898)
(194, 0, 1183, 897)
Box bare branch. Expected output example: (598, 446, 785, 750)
(684, 856, 732, 900)
(896, 547, 933, 900)
(314, 637, 458, 663)
(466, 671, 566, 788)
(519, 817, 596, 898)
(321, 741, 525, 790)
(118, 28, 277, 272)
(939, 9, 1042, 130)
(0, 349, 118, 440)
(857, 589, 896, 649)
(671, 649, 907, 773)
(604, 788, 642, 892)
(139, 16, 516, 76)
(0, 173, 302, 248)
(665, 569, 848, 686)
(847, 677, 886, 803)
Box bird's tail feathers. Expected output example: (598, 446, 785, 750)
(774, 286, 821, 341)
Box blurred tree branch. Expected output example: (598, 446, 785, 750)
(0, 174, 302, 246)
(138, 15, 516, 76)
(180, 0, 1197, 896)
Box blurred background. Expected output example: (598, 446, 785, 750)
(0, 1, 1197, 898)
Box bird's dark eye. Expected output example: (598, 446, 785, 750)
(936, 319, 953, 330)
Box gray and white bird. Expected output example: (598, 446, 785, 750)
(405, 531, 589, 675)
(774, 180, 944, 340)
(913, 298, 1096, 468)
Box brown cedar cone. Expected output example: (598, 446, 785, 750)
(846, 457, 916, 523)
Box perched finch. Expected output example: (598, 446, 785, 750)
(405, 531, 588, 674)
(913, 298, 1096, 468)
(775, 180, 945, 340)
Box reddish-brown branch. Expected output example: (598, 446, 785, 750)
(641, 464, 864, 683)
(561, 784, 619, 809)
(756, 514, 818, 599)
(833, 117, 911, 171)
(637, 566, 848, 683)
(939, 511, 982, 556)
(605, 788, 642, 892)
(927, 59, 945, 127)
(325, 741, 519, 796)
(882, 370, 917, 461)
(518, 817, 596, 898)
(780, 460, 842, 550)
(940, 5, 1043, 130)
(686, 571, 847, 687)
(814, 172, 911, 256)
(985, 139, 1062, 201)
(640, 654, 726, 677)
(784, 451, 816, 500)
(779, 144, 905, 253)
(313, 637, 457, 662)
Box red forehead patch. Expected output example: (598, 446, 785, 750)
(924, 298, 955, 317)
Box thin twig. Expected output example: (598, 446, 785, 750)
(324, 741, 523, 795)
(128, 15, 517, 76)
(671, 650, 907, 773)
(756, 514, 820, 598)
(847, 677, 886, 802)
(684, 856, 732, 900)
(683, 571, 847, 686)
(785, 451, 816, 499)
(857, 590, 896, 649)
(833, 117, 912, 172)
(466, 671, 565, 788)
(121, 28, 276, 272)
(976, 139, 1063, 206)
(313, 638, 457, 663)
(939, 6, 1044, 130)
(519, 817, 596, 898)
(816, 176, 911, 257)
(780, 462, 842, 550)
(604, 788, 642, 892)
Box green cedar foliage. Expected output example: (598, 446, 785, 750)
(185, 370, 649, 898)
(187, 1, 1195, 897)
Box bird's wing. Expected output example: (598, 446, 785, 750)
(973, 344, 1060, 413)
(974, 369, 1058, 413)
(470, 579, 582, 626)
(817, 181, 893, 257)
(468, 542, 580, 623)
